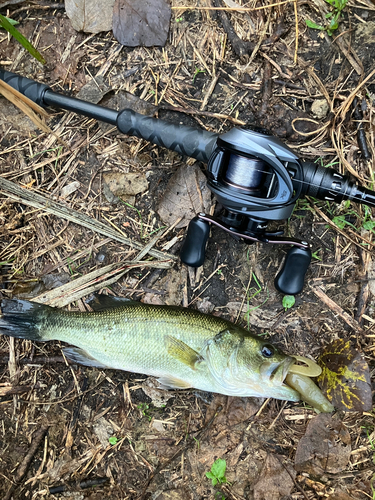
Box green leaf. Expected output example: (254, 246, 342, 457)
(363, 220, 375, 231)
(305, 19, 325, 30)
(211, 458, 227, 481)
(0, 14, 46, 64)
(336, 0, 348, 10)
(282, 295, 295, 311)
(317, 339, 372, 412)
(332, 215, 356, 230)
(108, 436, 118, 445)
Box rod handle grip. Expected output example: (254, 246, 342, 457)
(116, 109, 218, 162)
(0, 68, 50, 106)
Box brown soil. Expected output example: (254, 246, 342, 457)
(0, 1, 374, 499)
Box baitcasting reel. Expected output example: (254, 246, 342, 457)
(1, 68, 375, 295)
(179, 126, 375, 295)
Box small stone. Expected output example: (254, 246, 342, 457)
(60, 181, 80, 198)
(311, 99, 329, 119)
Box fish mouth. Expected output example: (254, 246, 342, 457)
(260, 356, 296, 386)
(266, 355, 323, 387)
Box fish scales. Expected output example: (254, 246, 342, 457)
(41, 304, 231, 377)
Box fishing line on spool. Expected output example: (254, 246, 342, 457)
(218, 153, 370, 198)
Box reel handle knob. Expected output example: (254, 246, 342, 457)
(274, 246, 312, 295)
(180, 216, 210, 267)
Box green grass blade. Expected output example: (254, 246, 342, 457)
(0, 14, 46, 64)
(305, 19, 325, 30)
(0, 16, 19, 26)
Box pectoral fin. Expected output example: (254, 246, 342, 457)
(165, 335, 202, 369)
(63, 347, 109, 369)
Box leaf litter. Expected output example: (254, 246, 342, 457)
(0, 0, 374, 499)
(113, 0, 171, 47)
(318, 338, 372, 412)
(157, 163, 212, 228)
(65, 0, 171, 47)
(65, 0, 115, 34)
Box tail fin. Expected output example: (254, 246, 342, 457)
(0, 299, 52, 341)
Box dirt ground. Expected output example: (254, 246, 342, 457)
(0, 0, 375, 499)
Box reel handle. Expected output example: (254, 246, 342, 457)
(274, 246, 312, 295)
(180, 216, 210, 267)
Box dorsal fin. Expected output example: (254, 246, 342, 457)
(86, 293, 137, 312)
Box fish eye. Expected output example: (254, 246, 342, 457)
(261, 345, 274, 358)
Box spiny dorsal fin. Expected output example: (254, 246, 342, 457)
(86, 293, 137, 312)
(165, 335, 202, 369)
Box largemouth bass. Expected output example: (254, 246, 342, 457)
(0, 295, 333, 410)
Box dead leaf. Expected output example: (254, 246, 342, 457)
(205, 394, 261, 428)
(253, 454, 296, 500)
(103, 90, 158, 116)
(60, 181, 80, 199)
(154, 490, 192, 500)
(112, 0, 171, 47)
(141, 378, 174, 407)
(196, 297, 215, 314)
(0, 99, 38, 134)
(222, 0, 243, 8)
(76, 75, 111, 104)
(93, 415, 114, 448)
(0, 79, 50, 133)
(154, 488, 193, 500)
(142, 293, 165, 305)
(154, 267, 187, 306)
(102, 171, 148, 204)
(0, 80, 67, 146)
(327, 491, 362, 500)
(157, 163, 211, 228)
(317, 339, 372, 412)
(65, 0, 115, 33)
(295, 413, 351, 475)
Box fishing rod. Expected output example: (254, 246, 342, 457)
(1, 68, 374, 295)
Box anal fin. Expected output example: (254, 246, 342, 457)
(63, 347, 109, 369)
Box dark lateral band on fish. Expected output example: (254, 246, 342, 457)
(0, 295, 334, 412)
